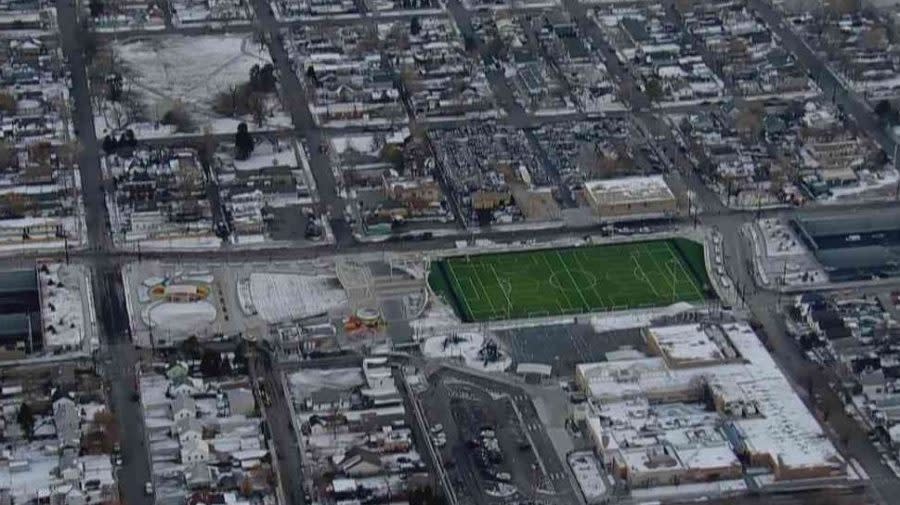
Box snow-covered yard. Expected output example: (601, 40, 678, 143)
(421, 331, 511, 372)
(96, 34, 292, 138)
(39, 263, 93, 352)
(288, 368, 365, 396)
(140, 300, 218, 335)
(247, 272, 347, 323)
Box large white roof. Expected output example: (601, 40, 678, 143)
(582, 323, 843, 473)
(584, 175, 675, 205)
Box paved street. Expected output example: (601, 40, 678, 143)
(749, 0, 897, 156)
(250, 350, 307, 505)
(249, 0, 352, 246)
(38, 0, 900, 504)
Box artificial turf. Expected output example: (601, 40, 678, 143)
(429, 238, 712, 322)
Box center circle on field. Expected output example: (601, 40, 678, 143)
(549, 269, 598, 291)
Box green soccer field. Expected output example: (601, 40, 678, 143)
(429, 238, 712, 322)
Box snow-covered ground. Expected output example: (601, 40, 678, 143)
(97, 34, 292, 138)
(589, 302, 696, 333)
(229, 139, 299, 172)
(288, 368, 364, 396)
(411, 302, 460, 331)
(132, 235, 224, 251)
(421, 331, 512, 372)
(39, 263, 92, 352)
(141, 300, 217, 335)
(248, 272, 347, 323)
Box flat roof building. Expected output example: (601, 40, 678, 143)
(583, 175, 677, 222)
(0, 268, 41, 355)
(581, 323, 847, 489)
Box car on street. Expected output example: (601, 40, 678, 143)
(144, 482, 153, 495)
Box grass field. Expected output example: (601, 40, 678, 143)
(429, 238, 711, 322)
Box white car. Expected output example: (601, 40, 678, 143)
(144, 482, 154, 496)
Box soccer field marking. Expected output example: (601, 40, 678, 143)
(664, 241, 706, 301)
(489, 264, 514, 317)
(473, 267, 499, 315)
(437, 240, 710, 321)
(631, 250, 662, 299)
(540, 252, 576, 311)
(445, 260, 478, 322)
(572, 250, 608, 311)
(640, 243, 676, 301)
(555, 250, 591, 311)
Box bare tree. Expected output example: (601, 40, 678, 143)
(196, 127, 218, 167)
(825, 0, 858, 18)
(0, 92, 16, 114)
(861, 27, 889, 51)
(736, 103, 764, 141)
(0, 141, 17, 170)
(161, 100, 195, 133)
(248, 92, 267, 128)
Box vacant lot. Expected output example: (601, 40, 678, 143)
(430, 239, 711, 322)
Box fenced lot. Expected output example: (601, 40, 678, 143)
(430, 239, 711, 322)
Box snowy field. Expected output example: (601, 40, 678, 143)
(421, 331, 512, 372)
(288, 368, 364, 396)
(140, 300, 217, 336)
(97, 34, 292, 137)
(39, 263, 93, 352)
(248, 272, 347, 323)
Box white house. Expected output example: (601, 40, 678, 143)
(171, 393, 196, 421)
(174, 417, 202, 444)
(180, 438, 210, 464)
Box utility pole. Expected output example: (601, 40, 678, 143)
(894, 143, 900, 201)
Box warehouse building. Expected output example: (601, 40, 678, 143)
(792, 210, 900, 281)
(0, 268, 42, 356)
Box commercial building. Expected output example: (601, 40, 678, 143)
(0, 269, 42, 355)
(792, 210, 900, 281)
(580, 323, 849, 490)
(583, 175, 677, 222)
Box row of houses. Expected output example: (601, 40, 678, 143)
(0, 34, 83, 249)
(0, 361, 117, 505)
(289, 358, 431, 504)
(103, 147, 219, 248)
(140, 357, 279, 505)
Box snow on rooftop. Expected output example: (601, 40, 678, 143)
(581, 322, 844, 475)
(568, 452, 608, 502)
(648, 324, 738, 366)
(583, 175, 675, 205)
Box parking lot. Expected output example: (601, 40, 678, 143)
(496, 324, 646, 376)
(419, 369, 578, 505)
